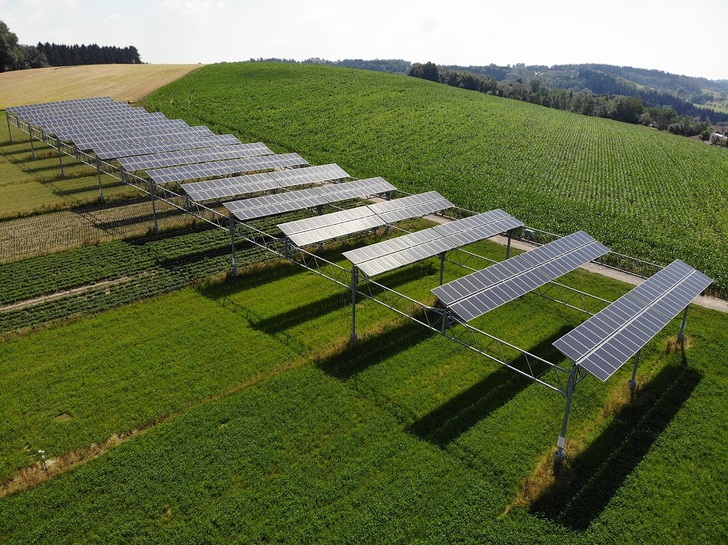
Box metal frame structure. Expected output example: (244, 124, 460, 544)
(5, 105, 707, 464)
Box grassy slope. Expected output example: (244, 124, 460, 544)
(0, 257, 726, 544)
(0, 64, 203, 108)
(144, 63, 728, 295)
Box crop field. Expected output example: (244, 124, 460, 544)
(0, 63, 726, 543)
(0, 64, 203, 108)
(144, 63, 728, 296)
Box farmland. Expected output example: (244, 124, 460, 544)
(0, 64, 203, 108)
(144, 63, 728, 296)
(0, 63, 727, 543)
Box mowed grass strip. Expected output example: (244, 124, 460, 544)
(0, 256, 726, 543)
(144, 63, 728, 296)
(0, 64, 203, 108)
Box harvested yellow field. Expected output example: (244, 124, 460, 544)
(0, 64, 203, 108)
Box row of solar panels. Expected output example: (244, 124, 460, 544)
(7, 98, 251, 165)
(8, 98, 712, 387)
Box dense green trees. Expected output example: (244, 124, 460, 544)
(0, 19, 141, 72)
(408, 61, 724, 138)
(0, 20, 21, 72)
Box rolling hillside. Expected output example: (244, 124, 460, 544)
(144, 63, 728, 296)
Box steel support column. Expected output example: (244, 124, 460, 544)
(29, 128, 36, 159)
(56, 136, 65, 177)
(677, 306, 689, 343)
(628, 349, 641, 391)
(506, 230, 513, 259)
(555, 364, 579, 465)
(439, 252, 446, 285)
(350, 266, 359, 343)
(6, 114, 12, 143)
(228, 218, 238, 276)
(95, 156, 106, 203)
(150, 181, 159, 233)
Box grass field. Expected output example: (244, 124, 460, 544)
(143, 63, 728, 296)
(0, 64, 203, 108)
(0, 255, 726, 543)
(0, 63, 727, 543)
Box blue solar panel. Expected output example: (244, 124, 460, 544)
(553, 260, 712, 381)
(432, 231, 609, 321)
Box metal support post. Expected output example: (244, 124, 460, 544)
(506, 230, 513, 259)
(441, 308, 449, 335)
(229, 217, 238, 276)
(56, 136, 65, 177)
(150, 181, 159, 233)
(316, 204, 323, 215)
(95, 156, 106, 203)
(29, 129, 36, 159)
(677, 306, 689, 344)
(6, 114, 12, 143)
(628, 349, 641, 391)
(350, 267, 359, 343)
(555, 365, 579, 465)
(439, 252, 446, 286)
(284, 238, 291, 260)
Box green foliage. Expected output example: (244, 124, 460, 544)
(144, 63, 728, 296)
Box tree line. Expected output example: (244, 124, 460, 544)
(0, 20, 141, 72)
(408, 62, 725, 138)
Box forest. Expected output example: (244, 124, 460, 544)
(0, 20, 141, 72)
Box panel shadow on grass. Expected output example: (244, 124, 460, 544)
(251, 262, 437, 335)
(530, 362, 702, 531)
(407, 326, 571, 447)
(317, 320, 435, 380)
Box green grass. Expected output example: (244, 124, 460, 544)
(0, 258, 726, 544)
(0, 111, 141, 219)
(144, 63, 728, 296)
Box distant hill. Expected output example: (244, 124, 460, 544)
(445, 62, 728, 122)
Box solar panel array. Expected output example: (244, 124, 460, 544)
(553, 259, 712, 381)
(94, 134, 243, 160)
(224, 178, 396, 221)
(343, 209, 523, 277)
(184, 164, 350, 201)
(118, 143, 273, 171)
(147, 153, 309, 184)
(432, 231, 609, 322)
(277, 191, 456, 247)
(6, 97, 246, 163)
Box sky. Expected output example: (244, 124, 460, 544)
(1, 0, 727, 80)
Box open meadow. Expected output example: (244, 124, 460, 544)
(0, 63, 726, 543)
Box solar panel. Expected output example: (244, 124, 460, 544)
(184, 164, 350, 202)
(343, 210, 524, 277)
(268, 163, 350, 188)
(553, 260, 712, 381)
(94, 134, 243, 160)
(432, 231, 609, 321)
(224, 177, 396, 221)
(147, 153, 309, 184)
(117, 143, 273, 171)
(277, 191, 456, 246)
